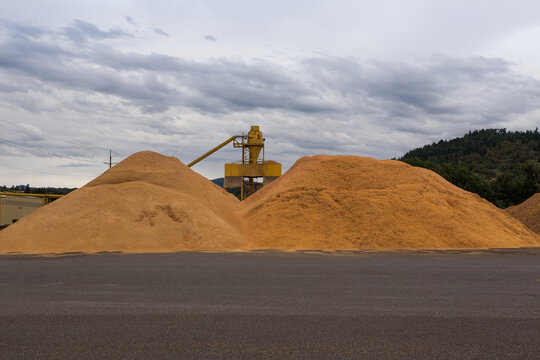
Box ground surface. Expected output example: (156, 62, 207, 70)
(0, 250, 539, 359)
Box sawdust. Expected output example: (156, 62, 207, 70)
(1, 153, 538, 254)
(242, 155, 540, 250)
(506, 193, 540, 234)
(0, 151, 244, 253)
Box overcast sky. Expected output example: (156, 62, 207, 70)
(1, 0, 540, 187)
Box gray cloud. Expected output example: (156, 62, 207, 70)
(1, 20, 539, 124)
(1, 19, 540, 186)
(204, 34, 217, 42)
(1, 20, 45, 39)
(125, 16, 135, 26)
(153, 28, 168, 37)
(64, 20, 132, 43)
(0, 23, 335, 114)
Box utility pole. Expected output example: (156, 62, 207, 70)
(104, 150, 118, 169)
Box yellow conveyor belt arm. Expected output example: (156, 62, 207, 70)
(187, 135, 241, 167)
(0, 192, 63, 199)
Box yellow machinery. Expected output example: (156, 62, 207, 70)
(188, 126, 281, 200)
(0, 192, 62, 205)
(0, 192, 63, 227)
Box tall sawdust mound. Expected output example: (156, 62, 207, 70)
(2, 153, 538, 254)
(506, 193, 540, 234)
(0, 151, 244, 254)
(242, 155, 540, 250)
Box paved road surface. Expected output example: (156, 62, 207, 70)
(0, 250, 539, 359)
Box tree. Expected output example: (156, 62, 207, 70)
(399, 128, 540, 208)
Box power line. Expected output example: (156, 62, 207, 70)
(0, 118, 128, 178)
(0, 117, 115, 153)
(0, 159, 82, 177)
(0, 137, 105, 164)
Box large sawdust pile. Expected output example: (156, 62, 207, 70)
(242, 155, 540, 250)
(0, 151, 244, 253)
(506, 193, 540, 234)
(1, 153, 538, 254)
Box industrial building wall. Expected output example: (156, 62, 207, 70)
(0, 196, 43, 226)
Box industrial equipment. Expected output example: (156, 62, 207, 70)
(0, 193, 63, 228)
(188, 126, 281, 200)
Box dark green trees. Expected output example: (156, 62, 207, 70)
(400, 129, 540, 208)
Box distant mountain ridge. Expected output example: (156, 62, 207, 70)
(211, 178, 224, 187)
(400, 128, 540, 208)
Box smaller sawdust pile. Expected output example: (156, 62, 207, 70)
(0, 151, 244, 254)
(506, 193, 540, 234)
(242, 155, 540, 250)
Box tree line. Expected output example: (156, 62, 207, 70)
(0, 185, 76, 195)
(400, 128, 540, 208)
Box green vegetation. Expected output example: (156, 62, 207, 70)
(400, 129, 540, 208)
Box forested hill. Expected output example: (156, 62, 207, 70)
(399, 129, 540, 208)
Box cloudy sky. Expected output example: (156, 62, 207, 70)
(1, 0, 540, 187)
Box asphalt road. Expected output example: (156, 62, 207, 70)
(0, 250, 539, 359)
